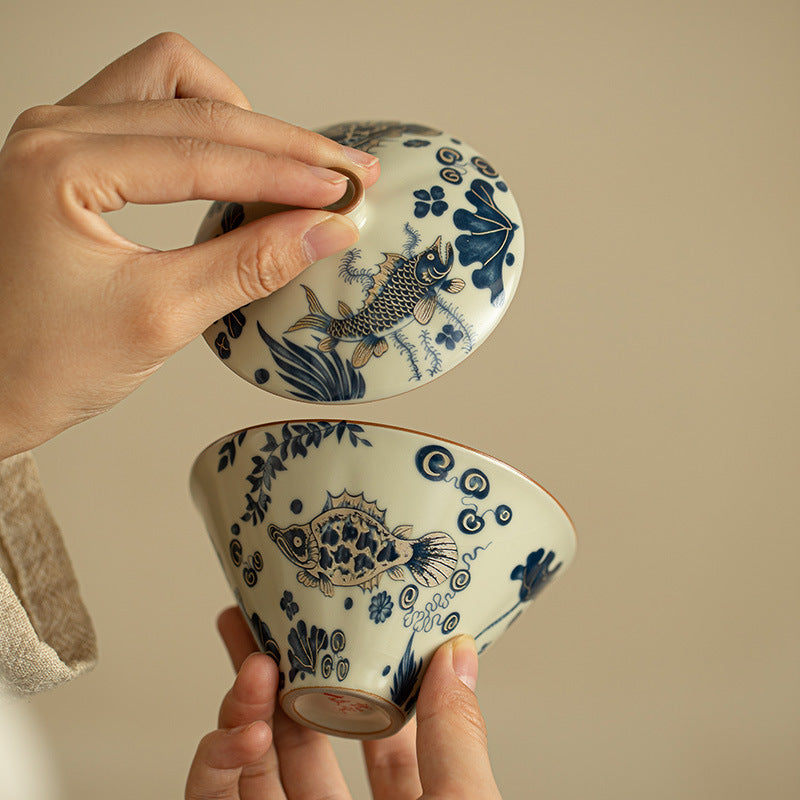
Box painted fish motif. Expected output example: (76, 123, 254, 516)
(287, 237, 465, 368)
(267, 491, 458, 597)
(316, 121, 442, 154)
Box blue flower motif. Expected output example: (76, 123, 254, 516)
(280, 590, 299, 620)
(435, 324, 464, 351)
(413, 185, 448, 218)
(368, 591, 394, 623)
(511, 549, 562, 603)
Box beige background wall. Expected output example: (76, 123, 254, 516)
(1, 1, 797, 798)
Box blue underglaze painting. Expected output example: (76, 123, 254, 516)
(389, 634, 423, 713)
(286, 238, 465, 369)
(266, 491, 458, 597)
(257, 324, 366, 402)
(475, 548, 563, 644)
(454, 179, 519, 306)
(316, 120, 442, 153)
(414, 444, 512, 535)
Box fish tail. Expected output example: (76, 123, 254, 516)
(286, 285, 332, 334)
(407, 532, 458, 587)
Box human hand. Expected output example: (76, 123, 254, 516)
(0, 33, 380, 460)
(185, 606, 503, 800)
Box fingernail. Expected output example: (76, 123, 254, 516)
(452, 635, 478, 692)
(343, 145, 378, 169)
(303, 215, 359, 262)
(307, 165, 349, 185)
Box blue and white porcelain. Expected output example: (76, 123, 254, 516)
(194, 121, 524, 402)
(190, 420, 576, 739)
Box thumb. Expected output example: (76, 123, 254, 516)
(185, 721, 271, 800)
(146, 208, 358, 351)
(415, 636, 502, 799)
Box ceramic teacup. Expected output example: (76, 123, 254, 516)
(191, 420, 575, 739)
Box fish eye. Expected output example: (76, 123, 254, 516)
(293, 534, 304, 548)
(427, 253, 435, 260)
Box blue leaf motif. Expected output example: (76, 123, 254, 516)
(511, 548, 562, 602)
(454, 179, 519, 305)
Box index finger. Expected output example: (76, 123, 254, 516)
(58, 32, 251, 109)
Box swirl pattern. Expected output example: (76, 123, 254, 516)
(415, 444, 455, 482)
(229, 539, 243, 566)
(442, 612, 461, 634)
(399, 584, 419, 610)
(470, 156, 499, 177)
(436, 146, 463, 165)
(330, 629, 346, 654)
(460, 468, 490, 499)
(321, 653, 334, 679)
(458, 508, 486, 535)
(440, 166, 463, 184)
(450, 569, 471, 592)
(496, 504, 513, 525)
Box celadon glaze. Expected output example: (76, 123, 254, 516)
(194, 121, 524, 403)
(191, 420, 576, 739)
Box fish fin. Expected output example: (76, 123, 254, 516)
(328, 491, 385, 521)
(318, 337, 337, 352)
(297, 570, 319, 589)
(286, 286, 331, 333)
(319, 575, 334, 597)
(413, 292, 437, 325)
(408, 531, 458, 587)
(388, 566, 405, 581)
(391, 525, 414, 540)
(338, 300, 353, 317)
(352, 336, 378, 368)
(374, 337, 388, 358)
(366, 253, 404, 304)
(444, 278, 465, 294)
(302, 284, 326, 315)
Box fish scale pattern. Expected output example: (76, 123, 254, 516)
(328, 261, 429, 340)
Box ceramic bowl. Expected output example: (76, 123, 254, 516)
(190, 420, 576, 739)
(194, 120, 524, 402)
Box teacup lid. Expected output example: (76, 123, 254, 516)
(195, 120, 524, 402)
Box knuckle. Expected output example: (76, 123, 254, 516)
(172, 134, 213, 162)
(182, 96, 236, 132)
(235, 237, 299, 301)
(426, 689, 489, 749)
(1, 128, 69, 173)
(9, 104, 65, 134)
(452, 694, 489, 749)
(146, 31, 194, 61)
(125, 286, 184, 357)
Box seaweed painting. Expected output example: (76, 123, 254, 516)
(258, 323, 366, 402)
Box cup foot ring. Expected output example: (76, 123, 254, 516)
(282, 686, 406, 739)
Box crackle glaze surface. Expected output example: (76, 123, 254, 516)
(191, 421, 576, 738)
(194, 121, 524, 402)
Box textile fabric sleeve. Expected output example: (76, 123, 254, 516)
(0, 452, 97, 698)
